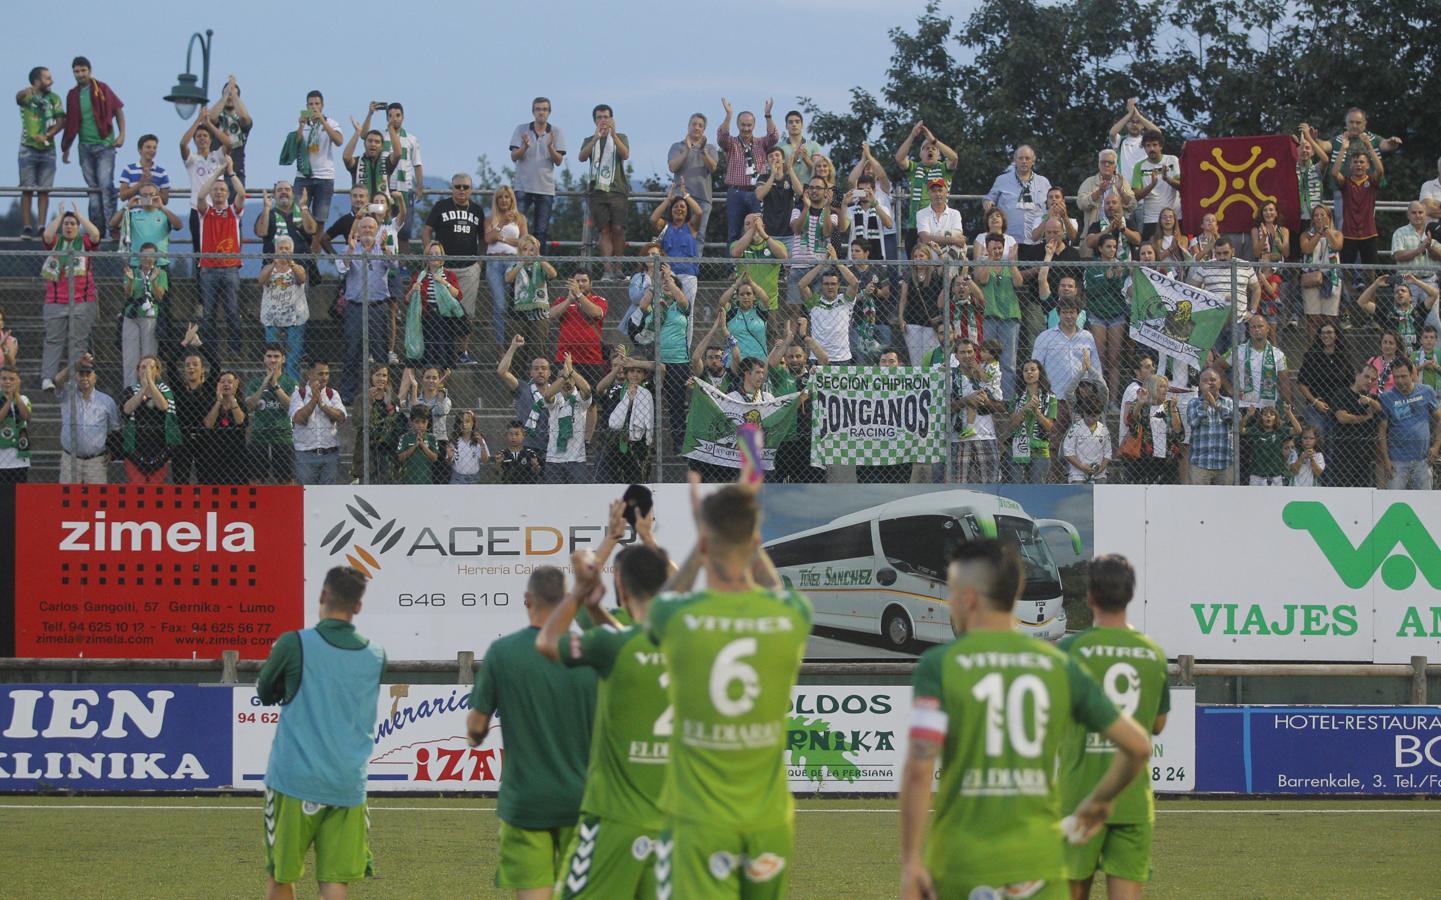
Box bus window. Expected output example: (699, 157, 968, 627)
(767, 521, 873, 569)
(878, 515, 960, 582)
(993, 516, 1064, 599)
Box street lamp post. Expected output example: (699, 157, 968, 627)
(163, 30, 214, 119)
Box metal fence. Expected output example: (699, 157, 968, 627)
(3, 243, 1434, 488)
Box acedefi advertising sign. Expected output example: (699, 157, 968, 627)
(1095, 487, 1441, 663)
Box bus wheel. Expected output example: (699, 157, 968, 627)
(882, 607, 913, 649)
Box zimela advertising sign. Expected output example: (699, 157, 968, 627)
(1095, 488, 1441, 663)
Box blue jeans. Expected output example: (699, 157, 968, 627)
(516, 192, 554, 251)
(265, 324, 306, 382)
(1388, 459, 1433, 491)
(293, 176, 335, 226)
(984, 317, 1021, 398)
(293, 448, 339, 485)
(77, 143, 117, 229)
(199, 267, 241, 354)
(696, 200, 713, 254)
(18, 146, 56, 189)
(343, 300, 391, 402)
(485, 258, 515, 344)
(725, 187, 762, 244)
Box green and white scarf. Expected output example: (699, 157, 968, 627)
(43, 236, 85, 281)
(523, 383, 545, 436)
(591, 134, 616, 192)
(1243, 342, 1279, 402)
(355, 153, 387, 199)
(0, 400, 29, 458)
(381, 128, 409, 187)
(125, 267, 159, 319)
(553, 391, 578, 451)
(1010, 390, 1055, 462)
(512, 262, 550, 314)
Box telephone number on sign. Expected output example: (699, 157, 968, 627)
(395, 593, 511, 609)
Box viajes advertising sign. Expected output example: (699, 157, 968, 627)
(9, 485, 305, 659)
(808, 366, 944, 467)
(1093, 486, 1441, 663)
(301, 486, 698, 660)
(1196, 705, 1441, 794)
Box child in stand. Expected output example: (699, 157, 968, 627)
(399, 366, 453, 484)
(0, 308, 16, 366)
(1286, 426, 1326, 487)
(447, 409, 491, 484)
(1414, 325, 1441, 391)
(1243, 403, 1301, 486)
(960, 338, 1003, 439)
(1063, 391, 1111, 483)
(394, 404, 438, 485)
(496, 419, 542, 484)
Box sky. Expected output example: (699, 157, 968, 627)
(5, 0, 954, 200)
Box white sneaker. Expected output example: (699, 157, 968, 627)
(42, 378, 55, 391)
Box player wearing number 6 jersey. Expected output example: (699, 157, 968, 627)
(536, 537, 675, 899)
(899, 541, 1151, 900)
(647, 481, 813, 900)
(1059, 555, 1170, 899)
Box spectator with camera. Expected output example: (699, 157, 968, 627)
(288, 91, 344, 226)
(40, 203, 101, 391)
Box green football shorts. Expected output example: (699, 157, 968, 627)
(656, 817, 794, 900)
(557, 814, 662, 898)
(1065, 820, 1155, 884)
(497, 820, 575, 890)
(930, 876, 1067, 900)
(263, 788, 373, 885)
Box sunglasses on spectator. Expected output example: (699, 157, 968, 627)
(452, 184, 472, 190)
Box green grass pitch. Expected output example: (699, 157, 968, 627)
(2, 795, 1439, 898)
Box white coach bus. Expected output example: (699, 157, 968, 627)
(764, 491, 1082, 648)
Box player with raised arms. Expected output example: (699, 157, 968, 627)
(898, 541, 1151, 900)
(648, 469, 812, 899)
(535, 497, 675, 899)
(258, 565, 385, 900)
(1060, 555, 1170, 899)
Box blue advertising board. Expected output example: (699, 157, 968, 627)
(0, 685, 233, 790)
(1197, 705, 1441, 794)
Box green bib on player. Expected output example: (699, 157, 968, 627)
(912, 630, 1118, 888)
(648, 588, 813, 831)
(1058, 626, 1170, 825)
(558, 623, 669, 830)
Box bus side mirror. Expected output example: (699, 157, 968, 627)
(877, 568, 897, 586)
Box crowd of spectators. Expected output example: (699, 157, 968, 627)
(6, 59, 1441, 488)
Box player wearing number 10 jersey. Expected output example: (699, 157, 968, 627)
(1059, 555, 1170, 899)
(648, 484, 813, 900)
(536, 542, 675, 899)
(900, 541, 1151, 900)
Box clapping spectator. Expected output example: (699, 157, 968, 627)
(845, 173, 894, 263)
(730, 213, 788, 311)
(118, 133, 170, 205)
(382, 103, 422, 252)
(541, 354, 593, 483)
(1086, 233, 1130, 402)
(179, 105, 229, 251)
(399, 366, 452, 484)
(60, 57, 124, 234)
(395, 404, 440, 485)
(207, 76, 253, 183)
(789, 176, 841, 322)
(258, 238, 309, 380)
(1378, 358, 1441, 490)
(120, 355, 177, 484)
(579, 103, 630, 281)
(120, 243, 167, 383)
(847, 143, 899, 261)
(1330, 133, 1384, 293)
(667, 113, 719, 247)
(289, 91, 344, 225)
(39, 203, 100, 390)
(1108, 98, 1161, 192)
(195, 156, 245, 358)
(0, 366, 32, 483)
(894, 122, 958, 252)
(717, 97, 779, 244)
(1391, 201, 1441, 291)
(448, 410, 490, 485)
(357, 364, 402, 484)
(974, 234, 1025, 395)
(511, 97, 565, 253)
(496, 336, 551, 472)
(718, 275, 769, 365)
(335, 215, 396, 401)
(507, 235, 555, 366)
(0, 310, 17, 367)
(1006, 359, 1058, 484)
(1242, 404, 1300, 486)
(1149, 207, 1190, 269)
(1287, 427, 1326, 488)
(16, 65, 64, 238)
(255, 182, 318, 261)
(404, 242, 467, 377)
(53, 353, 119, 484)
(289, 360, 346, 485)
(551, 273, 609, 386)
(1250, 201, 1289, 265)
(202, 371, 247, 483)
(757, 147, 800, 257)
(171, 348, 215, 484)
(1076, 149, 1135, 255)
(1085, 192, 1140, 260)
(648, 183, 702, 302)
(1185, 368, 1236, 484)
(244, 345, 297, 485)
(343, 104, 400, 200)
(1124, 374, 1182, 485)
(484, 185, 529, 345)
(422, 175, 485, 365)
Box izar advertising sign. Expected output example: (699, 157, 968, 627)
(1094, 487, 1441, 663)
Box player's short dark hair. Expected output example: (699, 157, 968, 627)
(527, 566, 566, 606)
(616, 545, 670, 603)
(1088, 554, 1136, 612)
(700, 486, 760, 549)
(324, 566, 368, 612)
(949, 539, 1024, 612)
(28, 66, 47, 85)
(1142, 129, 1164, 144)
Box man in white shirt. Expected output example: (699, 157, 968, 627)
(915, 178, 965, 252)
(293, 91, 345, 226)
(1031, 297, 1102, 400)
(179, 106, 228, 251)
(797, 265, 860, 363)
(1217, 315, 1291, 410)
(1392, 201, 1441, 287)
(1131, 130, 1181, 239)
(289, 360, 346, 484)
(1108, 98, 1161, 193)
(1189, 237, 1259, 319)
(540, 356, 592, 483)
(53, 354, 119, 483)
(1418, 156, 1440, 218)
(382, 103, 423, 252)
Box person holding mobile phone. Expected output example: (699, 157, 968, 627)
(292, 91, 344, 226)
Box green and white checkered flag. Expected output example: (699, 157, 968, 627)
(809, 366, 945, 467)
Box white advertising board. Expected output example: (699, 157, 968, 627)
(1151, 688, 1195, 793)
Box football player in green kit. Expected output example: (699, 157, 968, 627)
(535, 518, 674, 898)
(899, 540, 1152, 900)
(648, 474, 812, 899)
(1059, 555, 1170, 899)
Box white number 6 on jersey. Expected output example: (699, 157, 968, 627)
(710, 638, 761, 717)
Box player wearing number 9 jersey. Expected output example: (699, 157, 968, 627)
(1058, 555, 1170, 899)
(647, 484, 813, 900)
(899, 540, 1151, 900)
(536, 543, 675, 899)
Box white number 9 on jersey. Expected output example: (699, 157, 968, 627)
(710, 638, 761, 717)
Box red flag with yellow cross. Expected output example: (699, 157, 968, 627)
(1181, 135, 1299, 233)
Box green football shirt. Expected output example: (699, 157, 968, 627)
(911, 630, 1118, 887)
(469, 625, 598, 830)
(558, 623, 668, 830)
(1058, 626, 1170, 825)
(648, 587, 813, 831)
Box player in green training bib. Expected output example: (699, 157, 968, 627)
(536, 524, 675, 899)
(899, 541, 1151, 900)
(648, 479, 812, 900)
(1059, 555, 1170, 898)
(467, 566, 598, 897)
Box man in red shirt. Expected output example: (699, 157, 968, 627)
(550, 272, 608, 386)
(1331, 135, 1384, 295)
(195, 156, 247, 357)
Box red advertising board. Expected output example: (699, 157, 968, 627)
(13, 485, 304, 659)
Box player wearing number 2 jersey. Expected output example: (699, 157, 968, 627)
(899, 541, 1151, 900)
(648, 484, 813, 900)
(536, 541, 675, 899)
(1059, 555, 1170, 899)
